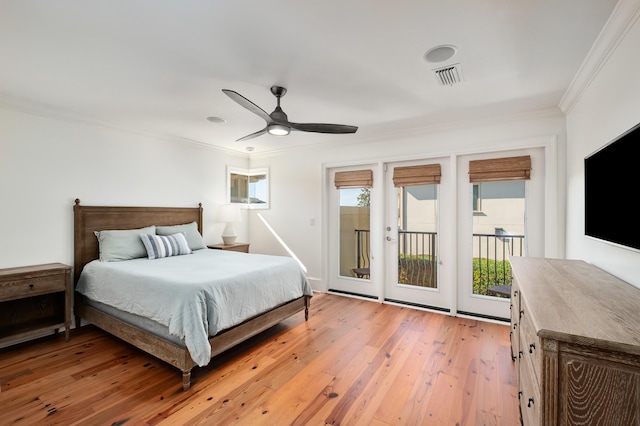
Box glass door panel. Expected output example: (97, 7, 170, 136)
(397, 185, 438, 289)
(339, 187, 371, 280)
(472, 181, 525, 297)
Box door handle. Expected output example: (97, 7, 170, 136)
(386, 236, 395, 241)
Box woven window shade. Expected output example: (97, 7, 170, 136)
(393, 164, 441, 187)
(334, 170, 373, 188)
(469, 155, 531, 183)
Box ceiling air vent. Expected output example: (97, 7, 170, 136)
(432, 63, 463, 86)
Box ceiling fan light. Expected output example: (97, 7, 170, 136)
(267, 123, 290, 136)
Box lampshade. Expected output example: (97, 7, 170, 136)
(217, 204, 241, 245)
(267, 123, 290, 136)
(216, 204, 241, 223)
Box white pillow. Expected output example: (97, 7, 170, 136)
(140, 232, 192, 260)
(94, 225, 156, 262)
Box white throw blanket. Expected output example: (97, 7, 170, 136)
(76, 249, 312, 366)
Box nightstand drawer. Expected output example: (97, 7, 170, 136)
(0, 274, 66, 302)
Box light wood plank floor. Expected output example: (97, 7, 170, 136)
(0, 293, 519, 425)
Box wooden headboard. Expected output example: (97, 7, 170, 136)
(73, 199, 203, 284)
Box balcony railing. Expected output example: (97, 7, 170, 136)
(353, 228, 371, 278)
(398, 230, 438, 288)
(353, 229, 524, 296)
(473, 232, 524, 296)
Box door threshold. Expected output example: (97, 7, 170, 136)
(384, 298, 451, 314)
(457, 310, 509, 323)
(327, 289, 378, 300)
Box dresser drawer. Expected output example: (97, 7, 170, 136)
(0, 273, 67, 302)
(520, 353, 542, 426)
(510, 283, 520, 361)
(519, 297, 542, 383)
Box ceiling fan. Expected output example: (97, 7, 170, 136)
(222, 86, 358, 142)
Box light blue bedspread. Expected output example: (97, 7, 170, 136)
(76, 249, 312, 366)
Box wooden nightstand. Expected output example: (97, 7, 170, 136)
(0, 263, 72, 347)
(208, 243, 250, 253)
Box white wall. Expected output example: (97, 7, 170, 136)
(565, 9, 640, 288)
(0, 107, 249, 270)
(249, 112, 566, 291)
(1, 101, 568, 295)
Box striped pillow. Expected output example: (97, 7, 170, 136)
(139, 232, 192, 260)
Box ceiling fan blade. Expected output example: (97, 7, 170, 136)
(236, 127, 268, 142)
(224, 86, 357, 141)
(222, 89, 272, 123)
(289, 122, 358, 134)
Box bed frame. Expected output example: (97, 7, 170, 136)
(73, 199, 310, 390)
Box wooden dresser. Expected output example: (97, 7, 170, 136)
(509, 257, 640, 425)
(0, 263, 72, 347)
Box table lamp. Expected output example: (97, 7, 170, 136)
(217, 204, 241, 244)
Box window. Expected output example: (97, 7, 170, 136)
(227, 167, 269, 209)
(473, 184, 482, 213)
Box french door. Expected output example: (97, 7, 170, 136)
(327, 147, 546, 320)
(327, 160, 452, 308)
(327, 166, 380, 299)
(456, 148, 545, 319)
(383, 158, 452, 311)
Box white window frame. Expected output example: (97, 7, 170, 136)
(473, 183, 483, 214)
(227, 166, 270, 209)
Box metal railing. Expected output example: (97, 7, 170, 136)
(354, 229, 371, 277)
(353, 229, 524, 295)
(354, 229, 438, 287)
(398, 230, 437, 288)
(473, 232, 524, 296)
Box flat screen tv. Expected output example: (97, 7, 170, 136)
(584, 121, 640, 251)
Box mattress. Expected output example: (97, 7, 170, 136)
(82, 297, 186, 346)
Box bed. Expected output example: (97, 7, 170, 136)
(73, 199, 312, 390)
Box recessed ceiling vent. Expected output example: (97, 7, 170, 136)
(432, 63, 463, 86)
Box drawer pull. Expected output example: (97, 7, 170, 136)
(513, 290, 518, 297)
(513, 323, 517, 330)
(520, 309, 524, 318)
(29, 283, 34, 289)
(528, 397, 535, 408)
(529, 343, 536, 353)
(519, 350, 523, 359)
(518, 391, 523, 400)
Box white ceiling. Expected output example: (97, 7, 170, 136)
(0, 1, 619, 154)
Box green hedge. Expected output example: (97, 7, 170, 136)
(395, 255, 512, 296)
(473, 258, 512, 296)
(398, 255, 437, 288)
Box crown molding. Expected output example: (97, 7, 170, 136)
(559, 0, 640, 114)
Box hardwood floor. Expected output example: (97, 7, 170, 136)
(0, 293, 519, 425)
